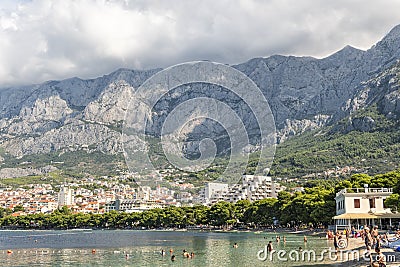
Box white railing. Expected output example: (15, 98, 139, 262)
(336, 187, 393, 196)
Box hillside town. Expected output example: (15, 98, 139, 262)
(0, 174, 285, 216)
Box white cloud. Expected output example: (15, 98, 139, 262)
(0, 0, 400, 87)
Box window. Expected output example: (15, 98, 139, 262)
(354, 199, 360, 208)
(369, 198, 376, 209)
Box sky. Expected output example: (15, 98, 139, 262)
(1, 0, 400, 87)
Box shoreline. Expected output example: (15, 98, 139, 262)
(303, 237, 400, 267)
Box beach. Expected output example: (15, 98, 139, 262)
(305, 237, 400, 267)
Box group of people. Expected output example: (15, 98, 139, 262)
(264, 235, 287, 243)
(327, 225, 387, 267)
(363, 226, 386, 267)
(328, 226, 388, 247)
(164, 248, 195, 262)
(264, 235, 307, 254)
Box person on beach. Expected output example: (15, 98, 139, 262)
(371, 247, 386, 267)
(303, 235, 307, 243)
(351, 226, 356, 237)
(327, 230, 334, 239)
(333, 232, 340, 255)
(372, 226, 379, 246)
(171, 255, 176, 261)
(364, 227, 373, 254)
(283, 236, 286, 243)
(267, 241, 273, 253)
(345, 227, 350, 242)
(161, 249, 166, 256)
(375, 235, 382, 251)
(233, 243, 238, 248)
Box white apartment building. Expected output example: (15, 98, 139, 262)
(334, 185, 400, 230)
(105, 199, 165, 213)
(203, 182, 229, 204)
(57, 186, 74, 207)
(201, 175, 284, 205)
(227, 175, 284, 202)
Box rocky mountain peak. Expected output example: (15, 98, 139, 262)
(1, 24, 400, 161)
(381, 23, 400, 43)
(330, 45, 364, 59)
(364, 24, 400, 74)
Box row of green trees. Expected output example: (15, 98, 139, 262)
(1, 170, 399, 230)
(0, 194, 332, 230)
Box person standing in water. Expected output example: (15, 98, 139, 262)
(333, 232, 340, 255)
(267, 241, 273, 253)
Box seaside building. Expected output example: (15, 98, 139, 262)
(200, 175, 284, 205)
(57, 186, 74, 207)
(201, 182, 229, 205)
(333, 185, 400, 230)
(105, 199, 165, 212)
(227, 175, 284, 202)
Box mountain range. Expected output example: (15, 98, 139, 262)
(1, 24, 400, 179)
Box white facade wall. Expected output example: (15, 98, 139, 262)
(335, 188, 393, 216)
(57, 186, 74, 207)
(205, 183, 229, 200)
(203, 176, 284, 204)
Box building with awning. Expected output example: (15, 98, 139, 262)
(333, 186, 400, 231)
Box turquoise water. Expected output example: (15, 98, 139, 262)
(0, 230, 336, 266)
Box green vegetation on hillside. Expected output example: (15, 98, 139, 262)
(1, 104, 399, 183)
(0, 171, 66, 188)
(1, 151, 126, 178)
(270, 105, 400, 178)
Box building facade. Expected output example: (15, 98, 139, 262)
(57, 186, 74, 207)
(333, 186, 400, 230)
(200, 175, 284, 205)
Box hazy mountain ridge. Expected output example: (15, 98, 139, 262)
(1, 25, 400, 169)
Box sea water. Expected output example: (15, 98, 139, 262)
(0, 230, 338, 266)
